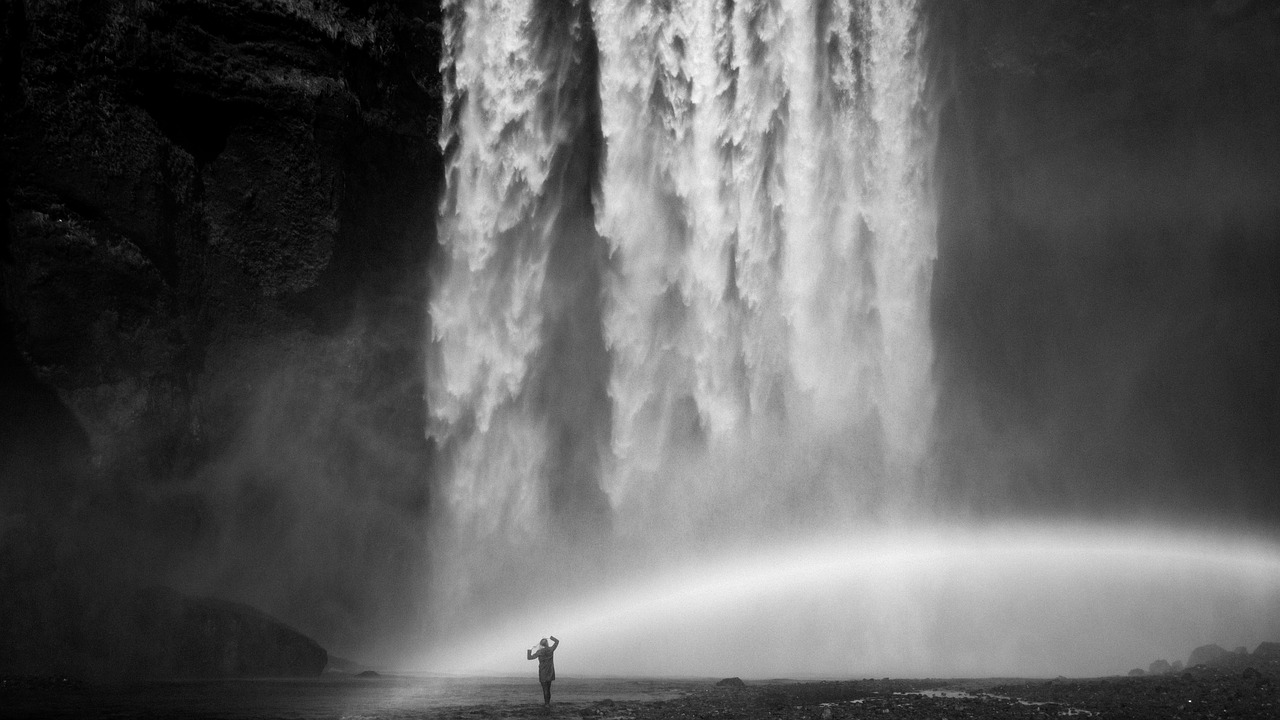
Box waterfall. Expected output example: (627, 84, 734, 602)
(594, 0, 936, 537)
(430, 0, 935, 589)
(420, 1, 1280, 679)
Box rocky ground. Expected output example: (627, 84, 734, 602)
(4, 667, 1277, 720)
(507, 669, 1277, 720)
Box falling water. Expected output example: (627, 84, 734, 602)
(593, 0, 935, 538)
(428, 0, 939, 666)
(433, 0, 934, 548)
(424, 0, 1277, 677)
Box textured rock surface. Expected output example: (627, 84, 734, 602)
(1, 0, 441, 675)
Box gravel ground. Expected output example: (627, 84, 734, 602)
(2, 667, 1276, 719)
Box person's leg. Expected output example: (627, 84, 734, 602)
(541, 680, 551, 704)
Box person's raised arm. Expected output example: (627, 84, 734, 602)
(527, 647, 536, 660)
(549, 636, 559, 650)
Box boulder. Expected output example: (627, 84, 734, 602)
(1253, 642, 1280, 660)
(0, 576, 327, 680)
(1171, 661, 1184, 672)
(1127, 668, 1145, 677)
(1188, 644, 1229, 668)
(716, 677, 747, 688)
(1148, 660, 1171, 675)
(123, 587, 328, 678)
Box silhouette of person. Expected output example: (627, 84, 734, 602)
(527, 635, 559, 705)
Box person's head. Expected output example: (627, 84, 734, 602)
(540, 638, 549, 647)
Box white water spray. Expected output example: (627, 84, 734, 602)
(422, 526, 1280, 678)
(594, 0, 935, 536)
(433, 0, 558, 542)
(424, 0, 1277, 678)
(435, 0, 935, 548)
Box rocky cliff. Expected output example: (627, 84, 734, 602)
(1, 0, 442, 675)
(929, 0, 1280, 526)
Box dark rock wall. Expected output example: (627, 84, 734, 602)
(928, 0, 1280, 529)
(1, 0, 442, 674)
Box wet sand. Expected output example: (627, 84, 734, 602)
(3, 666, 1276, 719)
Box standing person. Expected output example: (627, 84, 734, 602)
(527, 635, 559, 706)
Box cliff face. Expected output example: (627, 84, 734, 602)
(1, 0, 442, 673)
(929, 0, 1280, 526)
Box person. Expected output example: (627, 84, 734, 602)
(527, 635, 559, 706)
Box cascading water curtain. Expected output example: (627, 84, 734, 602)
(431, 0, 936, 570)
(594, 0, 936, 538)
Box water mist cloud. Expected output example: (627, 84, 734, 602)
(418, 524, 1280, 679)
(428, 0, 1280, 683)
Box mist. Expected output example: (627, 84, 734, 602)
(419, 525, 1280, 678)
(930, 0, 1280, 528)
(422, 0, 1280, 680)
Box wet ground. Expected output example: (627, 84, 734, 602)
(0, 675, 695, 719)
(2, 666, 1276, 719)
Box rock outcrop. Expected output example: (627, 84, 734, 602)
(1189, 644, 1230, 668)
(122, 586, 328, 678)
(1146, 640, 1280, 679)
(1254, 642, 1280, 660)
(0, 569, 327, 679)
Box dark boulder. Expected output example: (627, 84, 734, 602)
(1254, 642, 1280, 660)
(0, 570, 326, 680)
(1127, 668, 1145, 677)
(123, 587, 327, 678)
(716, 677, 747, 688)
(1148, 660, 1171, 675)
(2, 566, 330, 676)
(1188, 644, 1229, 668)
